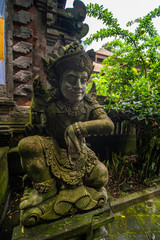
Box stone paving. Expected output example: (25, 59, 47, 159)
(105, 196, 160, 240)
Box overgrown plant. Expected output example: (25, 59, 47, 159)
(107, 153, 127, 183)
(85, 4, 160, 180)
(137, 126, 160, 181)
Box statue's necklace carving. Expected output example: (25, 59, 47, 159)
(56, 100, 86, 116)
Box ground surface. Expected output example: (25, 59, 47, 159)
(0, 169, 160, 239)
(0, 190, 22, 240)
(105, 196, 160, 240)
(106, 154, 160, 199)
(107, 173, 160, 199)
(1, 186, 160, 240)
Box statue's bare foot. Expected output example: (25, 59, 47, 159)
(20, 187, 56, 210)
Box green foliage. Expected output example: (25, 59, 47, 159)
(107, 152, 135, 184)
(85, 4, 160, 179)
(107, 152, 127, 183)
(85, 4, 160, 122)
(138, 127, 160, 181)
(102, 43, 116, 53)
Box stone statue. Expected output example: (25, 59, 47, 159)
(18, 41, 114, 228)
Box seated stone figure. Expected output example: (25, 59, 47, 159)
(18, 41, 114, 227)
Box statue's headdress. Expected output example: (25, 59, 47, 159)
(42, 41, 93, 88)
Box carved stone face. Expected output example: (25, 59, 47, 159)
(60, 70, 88, 103)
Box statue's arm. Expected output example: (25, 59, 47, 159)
(73, 108, 114, 138)
(83, 112, 114, 136)
(65, 107, 114, 151)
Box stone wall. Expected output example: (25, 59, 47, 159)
(0, 0, 88, 119)
(13, 0, 46, 106)
(0, 0, 89, 144)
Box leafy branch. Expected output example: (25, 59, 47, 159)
(85, 3, 160, 179)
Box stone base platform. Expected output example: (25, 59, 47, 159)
(12, 204, 114, 240)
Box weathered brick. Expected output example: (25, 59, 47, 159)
(13, 27, 33, 40)
(36, 0, 47, 12)
(13, 10, 32, 25)
(13, 56, 32, 69)
(14, 84, 32, 96)
(13, 70, 32, 83)
(13, 41, 32, 54)
(13, 0, 33, 9)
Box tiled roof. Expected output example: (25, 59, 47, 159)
(96, 48, 113, 56)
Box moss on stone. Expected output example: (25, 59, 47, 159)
(0, 147, 9, 216)
(109, 215, 128, 234)
(121, 207, 136, 216)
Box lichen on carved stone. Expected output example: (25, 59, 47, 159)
(18, 41, 114, 227)
(65, 0, 89, 39)
(66, 0, 86, 22)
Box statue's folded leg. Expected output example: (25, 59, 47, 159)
(84, 150, 109, 208)
(85, 158, 108, 188)
(84, 157, 109, 239)
(18, 135, 57, 210)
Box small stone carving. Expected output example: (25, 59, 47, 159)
(13, 42, 32, 54)
(14, 84, 32, 96)
(13, 27, 33, 40)
(13, 0, 33, 9)
(13, 70, 32, 83)
(66, 0, 86, 22)
(13, 10, 32, 25)
(18, 41, 114, 227)
(13, 56, 32, 69)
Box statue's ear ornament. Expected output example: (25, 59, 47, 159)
(41, 56, 59, 89)
(32, 76, 49, 107)
(33, 76, 46, 97)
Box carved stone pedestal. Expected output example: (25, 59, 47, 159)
(12, 203, 114, 240)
